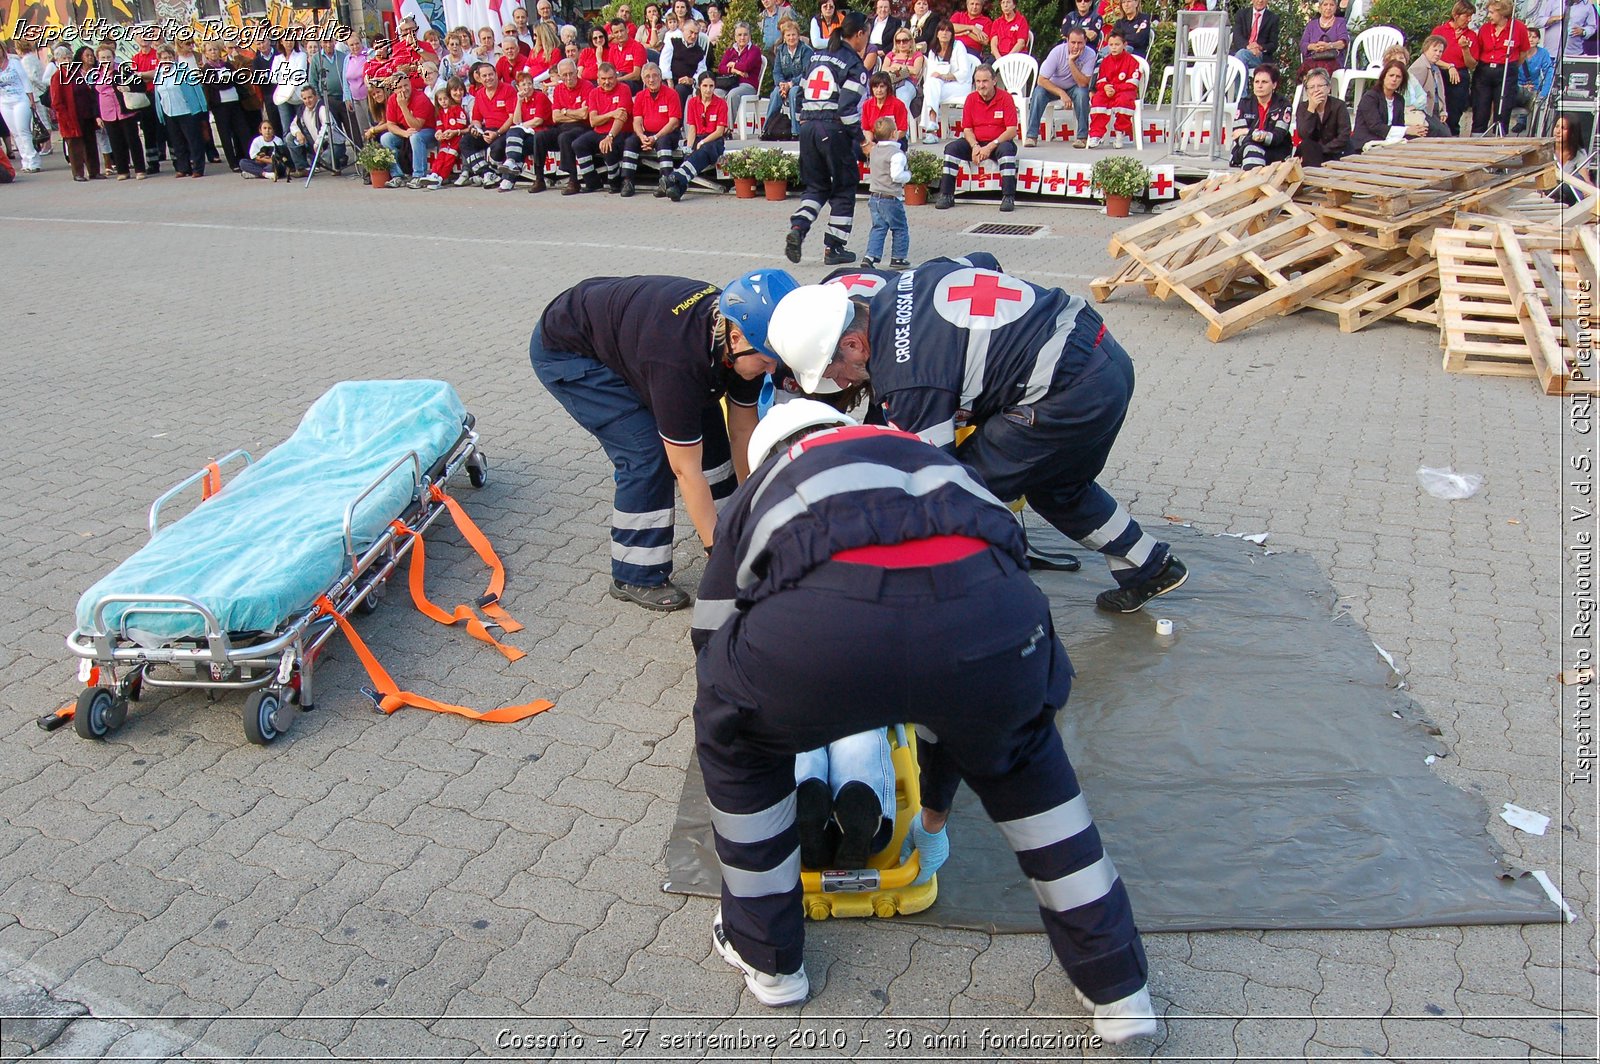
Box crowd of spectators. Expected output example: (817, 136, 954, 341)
(0, 0, 1594, 195)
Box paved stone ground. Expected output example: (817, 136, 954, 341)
(0, 158, 1594, 1063)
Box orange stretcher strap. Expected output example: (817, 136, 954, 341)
(201, 462, 222, 500)
(391, 521, 525, 663)
(315, 596, 552, 723)
(427, 484, 525, 635)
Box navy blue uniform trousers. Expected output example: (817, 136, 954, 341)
(530, 324, 736, 587)
(694, 549, 1148, 1003)
(790, 120, 860, 251)
(956, 331, 1169, 588)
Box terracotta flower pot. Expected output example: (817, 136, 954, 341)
(1103, 192, 1132, 218)
(763, 179, 788, 201)
(904, 182, 928, 206)
(733, 176, 757, 198)
(369, 169, 389, 189)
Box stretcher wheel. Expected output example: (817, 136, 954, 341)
(355, 582, 383, 615)
(73, 687, 124, 741)
(467, 452, 489, 488)
(243, 688, 284, 746)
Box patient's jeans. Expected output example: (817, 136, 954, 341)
(794, 728, 895, 815)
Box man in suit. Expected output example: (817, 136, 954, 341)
(1232, 0, 1280, 72)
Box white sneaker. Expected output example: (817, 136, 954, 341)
(1086, 136, 1102, 148)
(1073, 984, 1158, 1044)
(711, 908, 808, 1007)
(498, 178, 515, 191)
(1113, 133, 1128, 149)
(922, 132, 940, 145)
(453, 172, 470, 187)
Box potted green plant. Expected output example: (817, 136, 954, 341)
(356, 142, 395, 189)
(905, 150, 943, 206)
(1090, 155, 1150, 218)
(754, 148, 798, 201)
(723, 147, 760, 198)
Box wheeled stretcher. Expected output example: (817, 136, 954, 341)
(800, 725, 938, 920)
(56, 380, 544, 745)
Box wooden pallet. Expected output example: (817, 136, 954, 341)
(1434, 224, 1598, 395)
(1094, 161, 1367, 341)
(1301, 246, 1441, 333)
(1298, 140, 1555, 249)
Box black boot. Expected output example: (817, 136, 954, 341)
(784, 226, 804, 263)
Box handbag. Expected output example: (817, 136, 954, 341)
(714, 73, 742, 91)
(120, 88, 151, 110)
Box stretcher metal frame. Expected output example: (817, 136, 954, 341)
(58, 417, 489, 745)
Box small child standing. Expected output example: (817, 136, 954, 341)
(240, 120, 288, 181)
(863, 116, 911, 270)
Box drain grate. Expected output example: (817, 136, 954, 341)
(966, 222, 1047, 237)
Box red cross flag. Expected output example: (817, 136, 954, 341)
(1066, 163, 1092, 197)
(804, 67, 837, 101)
(1149, 166, 1176, 199)
(933, 269, 1036, 329)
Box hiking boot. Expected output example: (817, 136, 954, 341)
(585, 174, 605, 192)
(562, 176, 582, 195)
(619, 178, 635, 197)
(830, 781, 881, 870)
(934, 192, 954, 209)
(1073, 984, 1158, 1044)
(665, 176, 684, 201)
(821, 246, 856, 266)
(609, 579, 690, 612)
(1094, 555, 1188, 614)
(1000, 194, 1016, 212)
(529, 175, 547, 193)
(795, 778, 833, 869)
(784, 226, 804, 263)
(656, 173, 671, 197)
(712, 909, 809, 1007)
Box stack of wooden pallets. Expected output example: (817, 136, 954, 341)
(1091, 138, 1596, 396)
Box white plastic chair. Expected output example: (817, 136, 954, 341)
(1335, 26, 1403, 104)
(993, 52, 1038, 135)
(735, 54, 769, 139)
(1156, 24, 1220, 106)
(1288, 82, 1303, 139)
(1130, 53, 1149, 149)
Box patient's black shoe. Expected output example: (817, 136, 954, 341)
(796, 778, 833, 869)
(831, 781, 882, 870)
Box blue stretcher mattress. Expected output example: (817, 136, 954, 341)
(75, 380, 470, 645)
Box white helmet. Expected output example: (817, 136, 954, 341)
(747, 399, 856, 470)
(767, 285, 853, 394)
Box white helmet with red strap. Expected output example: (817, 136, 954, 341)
(747, 399, 856, 470)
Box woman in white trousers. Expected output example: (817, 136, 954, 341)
(0, 48, 41, 171)
(919, 27, 973, 141)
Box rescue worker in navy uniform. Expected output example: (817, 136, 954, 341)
(529, 275, 782, 611)
(785, 10, 870, 268)
(691, 400, 1157, 1043)
(767, 257, 1188, 613)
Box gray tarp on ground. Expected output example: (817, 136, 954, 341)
(665, 524, 1559, 931)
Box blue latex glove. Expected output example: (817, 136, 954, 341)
(900, 818, 948, 886)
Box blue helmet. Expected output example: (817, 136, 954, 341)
(720, 269, 801, 358)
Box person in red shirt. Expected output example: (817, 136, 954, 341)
(540, 59, 594, 194)
(935, 63, 1018, 212)
(662, 70, 728, 201)
(1432, 1, 1479, 134)
(571, 63, 635, 193)
(529, 23, 563, 84)
(489, 71, 553, 191)
(1086, 28, 1139, 146)
(496, 36, 532, 85)
(467, 63, 519, 183)
(605, 18, 649, 85)
(951, 0, 993, 59)
(423, 84, 469, 188)
(621, 62, 683, 196)
(1470, 0, 1530, 135)
(579, 25, 609, 82)
(377, 78, 437, 186)
(861, 70, 910, 148)
(990, 0, 1031, 58)
(129, 24, 167, 171)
